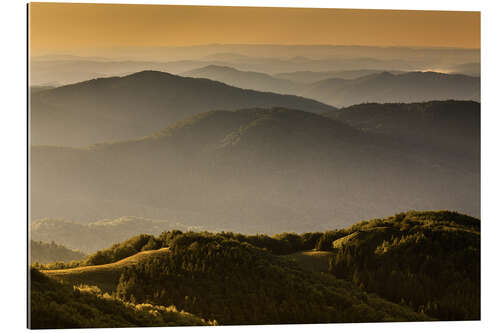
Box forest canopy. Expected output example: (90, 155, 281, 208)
(34, 211, 480, 324)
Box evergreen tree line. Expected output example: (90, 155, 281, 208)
(36, 230, 325, 269)
(114, 232, 429, 325)
(327, 211, 480, 320)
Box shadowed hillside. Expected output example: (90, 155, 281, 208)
(324, 100, 480, 162)
(322, 211, 480, 320)
(283, 250, 334, 273)
(29, 268, 213, 328)
(30, 70, 335, 146)
(31, 107, 479, 233)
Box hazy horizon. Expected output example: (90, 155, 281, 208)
(29, 3, 480, 56)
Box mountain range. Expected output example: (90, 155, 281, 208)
(30, 43, 479, 86)
(182, 66, 479, 107)
(31, 69, 480, 147)
(30, 70, 335, 146)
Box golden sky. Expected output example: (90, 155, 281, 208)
(29, 2, 480, 55)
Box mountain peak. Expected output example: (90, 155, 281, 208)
(123, 70, 179, 79)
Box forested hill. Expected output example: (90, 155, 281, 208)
(31, 107, 479, 233)
(30, 70, 335, 146)
(37, 229, 431, 325)
(112, 232, 429, 324)
(36, 210, 479, 324)
(320, 210, 480, 320)
(324, 100, 480, 159)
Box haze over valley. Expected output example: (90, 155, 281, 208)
(30, 44, 480, 250)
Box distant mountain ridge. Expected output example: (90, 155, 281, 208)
(302, 71, 480, 107)
(31, 216, 201, 254)
(274, 69, 406, 83)
(30, 43, 479, 86)
(183, 65, 300, 94)
(31, 70, 336, 146)
(180, 66, 479, 107)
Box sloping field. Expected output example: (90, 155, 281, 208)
(41, 247, 170, 292)
(282, 250, 334, 273)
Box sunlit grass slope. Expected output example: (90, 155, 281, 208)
(42, 247, 169, 293)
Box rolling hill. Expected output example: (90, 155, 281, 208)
(36, 210, 478, 323)
(30, 70, 335, 146)
(39, 227, 431, 325)
(324, 100, 480, 160)
(42, 247, 170, 292)
(302, 71, 480, 107)
(323, 210, 480, 320)
(31, 106, 479, 233)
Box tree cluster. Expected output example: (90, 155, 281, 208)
(114, 232, 429, 325)
(327, 211, 480, 320)
(29, 268, 214, 328)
